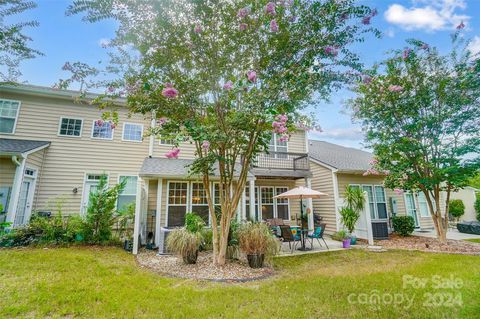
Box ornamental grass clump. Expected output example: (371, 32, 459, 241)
(166, 228, 203, 264)
(238, 222, 279, 268)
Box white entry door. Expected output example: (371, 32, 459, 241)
(405, 193, 420, 227)
(14, 176, 35, 226)
(81, 182, 99, 216)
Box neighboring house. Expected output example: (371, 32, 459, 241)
(0, 84, 312, 251)
(450, 187, 479, 222)
(307, 140, 436, 237)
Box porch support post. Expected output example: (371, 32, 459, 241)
(249, 179, 255, 221)
(133, 177, 143, 255)
(364, 191, 374, 245)
(305, 177, 314, 233)
(241, 188, 246, 221)
(155, 178, 163, 246)
(6, 156, 26, 225)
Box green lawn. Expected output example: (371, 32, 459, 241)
(0, 247, 479, 318)
(465, 238, 480, 243)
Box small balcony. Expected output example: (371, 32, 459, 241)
(250, 152, 311, 179)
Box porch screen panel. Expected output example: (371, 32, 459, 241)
(374, 186, 387, 219)
(191, 182, 209, 223)
(276, 187, 289, 220)
(261, 187, 274, 220)
(362, 185, 376, 219)
(167, 182, 188, 227)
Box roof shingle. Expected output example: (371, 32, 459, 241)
(308, 140, 373, 172)
(0, 138, 50, 154)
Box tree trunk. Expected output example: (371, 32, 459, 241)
(431, 214, 447, 243)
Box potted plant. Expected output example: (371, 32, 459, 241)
(333, 229, 351, 248)
(166, 228, 203, 264)
(341, 186, 365, 245)
(238, 222, 279, 268)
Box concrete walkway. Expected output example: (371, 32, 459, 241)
(414, 228, 480, 240)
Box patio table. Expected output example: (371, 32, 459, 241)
(291, 226, 311, 251)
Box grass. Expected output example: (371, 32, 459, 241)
(465, 238, 480, 243)
(0, 247, 479, 318)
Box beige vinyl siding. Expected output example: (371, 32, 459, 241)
(308, 162, 336, 234)
(0, 157, 15, 187)
(25, 148, 47, 211)
(1, 92, 151, 214)
(151, 129, 308, 160)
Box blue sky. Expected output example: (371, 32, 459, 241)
(9, 0, 480, 149)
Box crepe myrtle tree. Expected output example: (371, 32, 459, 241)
(68, 0, 378, 265)
(351, 31, 480, 242)
(0, 0, 42, 82)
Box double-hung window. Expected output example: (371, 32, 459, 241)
(159, 138, 175, 145)
(261, 187, 275, 220)
(92, 120, 114, 139)
(117, 176, 138, 211)
(268, 133, 288, 158)
(0, 99, 21, 134)
(58, 117, 82, 137)
(417, 192, 432, 217)
(350, 184, 388, 220)
(122, 123, 143, 142)
(167, 182, 188, 227)
(191, 182, 209, 223)
(275, 187, 290, 220)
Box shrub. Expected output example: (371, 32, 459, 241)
(237, 222, 279, 261)
(166, 228, 202, 264)
(392, 216, 415, 236)
(448, 199, 465, 220)
(115, 202, 135, 240)
(83, 175, 125, 244)
(331, 230, 349, 241)
(201, 227, 213, 251)
(475, 194, 480, 221)
(185, 212, 205, 233)
(339, 207, 360, 234)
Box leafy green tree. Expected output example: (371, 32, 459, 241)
(68, 0, 378, 264)
(351, 34, 480, 242)
(84, 175, 125, 244)
(448, 199, 465, 220)
(0, 0, 42, 82)
(469, 172, 480, 189)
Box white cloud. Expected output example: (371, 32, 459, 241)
(384, 0, 470, 32)
(98, 38, 111, 48)
(467, 36, 480, 56)
(312, 127, 363, 141)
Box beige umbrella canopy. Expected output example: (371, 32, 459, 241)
(274, 186, 328, 199)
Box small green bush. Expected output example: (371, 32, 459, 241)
(185, 212, 205, 233)
(331, 230, 349, 241)
(392, 216, 415, 236)
(475, 195, 480, 221)
(449, 199, 465, 220)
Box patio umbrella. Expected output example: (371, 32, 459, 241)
(274, 186, 328, 251)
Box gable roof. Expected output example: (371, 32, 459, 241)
(0, 138, 50, 155)
(308, 140, 373, 173)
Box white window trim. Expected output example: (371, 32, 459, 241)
(57, 116, 83, 138)
(122, 122, 144, 142)
(269, 133, 289, 152)
(190, 181, 210, 224)
(258, 186, 290, 221)
(349, 183, 388, 221)
(404, 191, 420, 227)
(165, 181, 190, 227)
(91, 119, 114, 140)
(0, 98, 21, 135)
(275, 186, 290, 220)
(416, 192, 432, 218)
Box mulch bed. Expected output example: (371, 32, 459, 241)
(376, 234, 480, 255)
(136, 250, 274, 282)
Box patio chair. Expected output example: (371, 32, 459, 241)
(307, 223, 329, 250)
(279, 225, 301, 253)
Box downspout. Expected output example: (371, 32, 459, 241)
(148, 111, 156, 157)
(11, 155, 21, 166)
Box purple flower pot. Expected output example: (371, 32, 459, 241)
(342, 238, 351, 249)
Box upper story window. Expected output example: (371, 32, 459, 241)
(91, 120, 114, 140)
(0, 99, 21, 134)
(160, 138, 175, 145)
(58, 117, 83, 137)
(268, 133, 288, 153)
(122, 123, 143, 142)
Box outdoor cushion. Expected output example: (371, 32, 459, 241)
(457, 222, 480, 235)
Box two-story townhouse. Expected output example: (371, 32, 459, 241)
(0, 84, 313, 253)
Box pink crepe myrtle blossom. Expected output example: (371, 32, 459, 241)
(107, 86, 115, 93)
(421, 43, 429, 50)
(157, 117, 168, 126)
(95, 119, 104, 127)
(237, 7, 249, 18)
(201, 140, 210, 150)
(165, 148, 180, 159)
(324, 46, 338, 57)
(362, 15, 371, 25)
(369, 158, 379, 165)
(276, 114, 288, 123)
(388, 85, 403, 92)
(272, 121, 282, 128)
(265, 2, 276, 15)
(403, 48, 411, 60)
(162, 86, 179, 98)
(247, 70, 257, 83)
(194, 24, 202, 33)
(362, 75, 372, 85)
(223, 81, 233, 90)
(371, 8, 378, 17)
(456, 21, 465, 29)
(276, 126, 288, 134)
(110, 122, 116, 130)
(362, 168, 380, 176)
(239, 23, 248, 31)
(394, 188, 404, 195)
(279, 135, 289, 142)
(270, 20, 279, 32)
